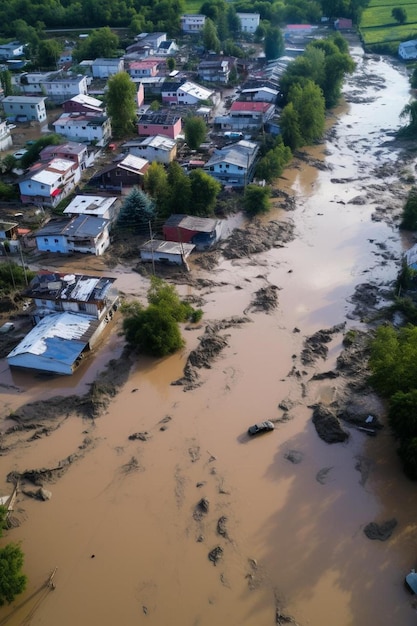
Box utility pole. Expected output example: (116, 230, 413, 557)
(149, 220, 155, 276)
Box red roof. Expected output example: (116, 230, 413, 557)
(230, 101, 272, 112)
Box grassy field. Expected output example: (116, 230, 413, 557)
(360, 0, 417, 47)
(183, 0, 204, 13)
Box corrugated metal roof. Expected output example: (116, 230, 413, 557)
(164, 214, 218, 233)
(7, 312, 96, 361)
(140, 239, 195, 255)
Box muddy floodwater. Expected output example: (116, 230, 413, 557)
(2, 43, 417, 626)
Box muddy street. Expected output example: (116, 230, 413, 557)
(1, 42, 417, 626)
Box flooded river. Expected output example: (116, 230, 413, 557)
(1, 43, 417, 626)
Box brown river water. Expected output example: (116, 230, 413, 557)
(1, 43, 417, 626)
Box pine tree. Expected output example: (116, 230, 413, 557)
(117, 187, 155, 234)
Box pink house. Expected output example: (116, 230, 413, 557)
(127, 60, 160, 79)
(137, 111, 182, 140)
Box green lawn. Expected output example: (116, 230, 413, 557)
(183, 0, 203, 13)
(360, 0, 417, 47)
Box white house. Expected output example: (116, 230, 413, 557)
(2, 96, 47, 123)
(16, 72, 88, 103)
(240, 86, 279, 103)
(399, 40, 417, 60)
(34, 215, 110, 256)
(92, 58, 124, 78)
(53, 113, 112, 146)
(236, 13, 260, 33)
(122, 135, 177, 164)
(64, 195, 120, 225)
(203, 140, 259, 187)
(180, 14, 206, 33)
(19, 158, 81, 207)
(176, 81, 215, 105)
(140, 239, 195, 265)
(7, 270, 119, 374)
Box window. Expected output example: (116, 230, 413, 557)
(54, 238, 59, 243)
(44, 238, 48, 242)
(163, 126, 168, 129)
(41, 185, 45, 189)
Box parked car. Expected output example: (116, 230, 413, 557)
(247, 421, 274, 436)
(0, 322, 15, 334)
(13, 149, 28, 160)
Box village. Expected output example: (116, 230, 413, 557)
(0, 14, 353, 376)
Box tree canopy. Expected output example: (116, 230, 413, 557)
(122, 277, 200, 357)
(20, 134, 63, 170)
(117, 187, 155, 233)
(184, 116, 207, 151)
(400, 188, 417, 230)
(106, 72, 137, 138)
(243, 185, 272, 216)
(0, 543, 27, 606)
(73, 27, 119, 63)
(392, 7, 407, 24)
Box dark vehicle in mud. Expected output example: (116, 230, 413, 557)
(247, 421, 274, 436)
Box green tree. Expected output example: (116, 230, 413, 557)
(184, 116, 207, 150)
(400, 188, 417, 230)
(122, 277, 197, 357)
(189, 169, 221, 216)
(144, 162, 169, 214)
(243, 184, 271, 216)
(203, 18, 220, 53)
(399, 101, 417, 138)
(117, 187, 155, 233)
(398, 437, 417, 480)
(227, 6, 240, 35)
(255, 139, 292, 183)
(288, 80, 326, 145)
(73, 27, 119, 62)
(280, 102, 303, 150)
(21, 134, 63, 169)
(389, 390, 417, 440)
(106, 71, 137, 138)
(369, 324, 417, 396)
(411, 68, 417, 89)
(0, 70, 12, 97)
(167, 57, 176, 72)
(0, 543, 27, 606)
(37, 39, 62, 69)
(1, 154, 17, 174)
(392, 7, 407, 24)
(166, 161, 191, 215)
(264, 26, 284, 61)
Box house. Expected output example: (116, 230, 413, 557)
(0, 221, 18, 241)
(2, 96, 47, 123)
(122, 135, 177, 164)
(180, 14, 206, 33)
(92, 58, 124, 79)
(127, 59, 160, 79)
(284, 24, 315, 43)
(90, 154, 149, 190)
(137, 82, 145, 107)
(198, 58, 232, 84)
(240, 86, 278, 103)
(334, 18, 353, 30)
(39, 142, 90, 171)
(163, 214, 222, 250)
(140, 239, 195, 265)
(0, 41, 25, 59)
(63, 195, 120, 225)
(399, 40, 417, 60)
(7, 312, 102, 374)
(16, 72, 88, 103)
(24, 271, 118, 322)
(157, 40, 178, 56)
(53, 113, 112, 146)
(161, 81, 185, 105)
(19, 158, 81, 207)
(0, 121, 12, 151)
(63, 94, 104, 115)
(134, 32, 167, 48)
(215, 101, 275, 131)
(61, 215, 111, 255)
(176, 81, 215, 105)
(7, 271, 119, 374)
(236, 12, 260, 34)
(138, 111, 182, 139)
(34, 215, 110, 255)
(203, 140, 259, 187)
